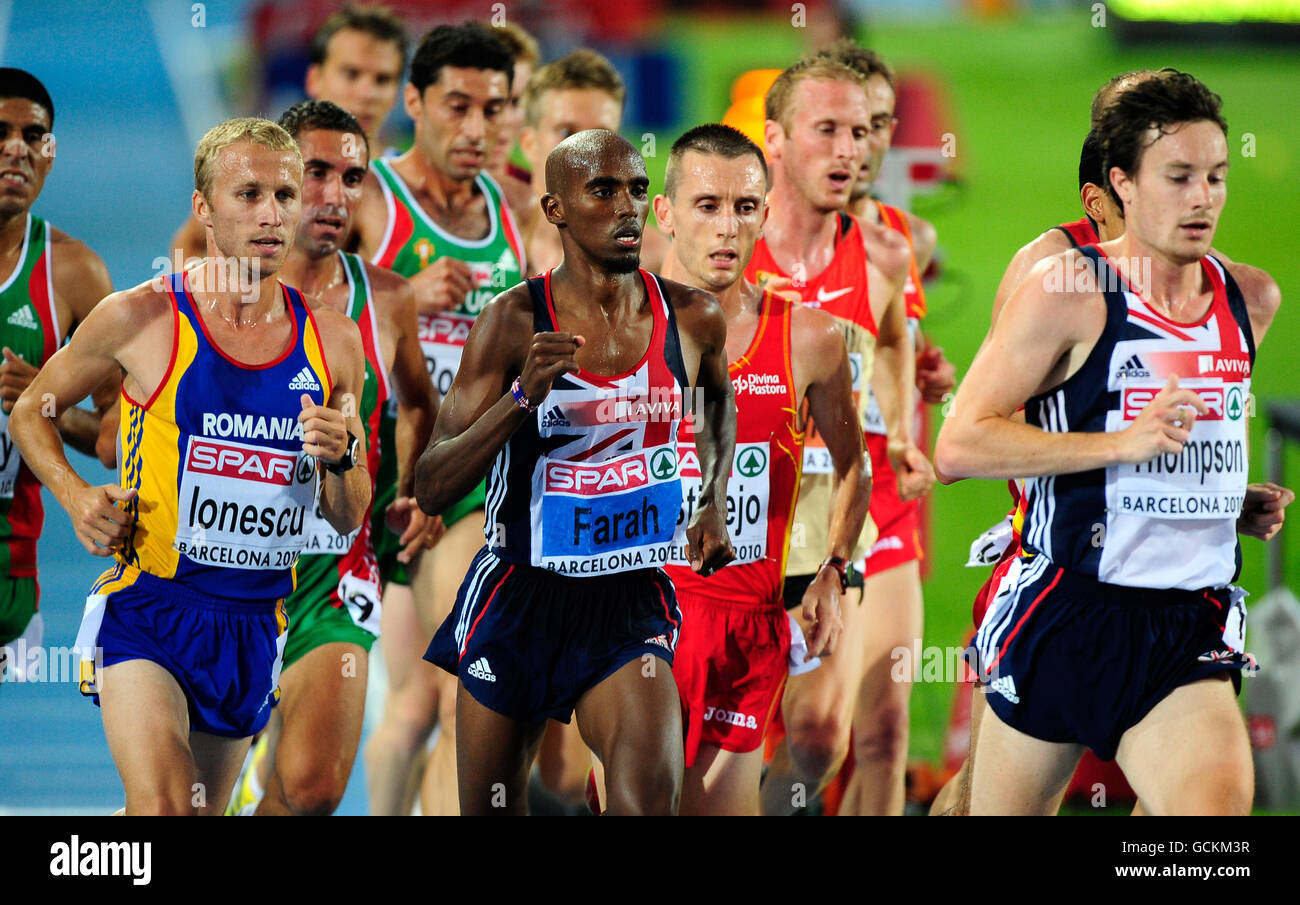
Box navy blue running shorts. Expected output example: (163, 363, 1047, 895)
(425, 547, 682, 724)
(968, 556, 1250, 761)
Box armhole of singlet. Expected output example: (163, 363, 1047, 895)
(299, 286, 334, 396)
(42, 222, 61, 359)
(1208, 255, 1257, 364)
(1024, 245, 1123, 410)
(652, 273, 690, 394)
(351, 254, 394, 402)
(369, 160, 397, 267)
(780, 293, 797, 413)
(837, 211, 853, 242)
(125, 276, 180, 411)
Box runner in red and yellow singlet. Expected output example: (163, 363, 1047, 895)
(656, 125, 869, 815)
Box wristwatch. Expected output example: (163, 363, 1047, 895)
(819, 555, 852, 593)
(325, 431, 360, 475)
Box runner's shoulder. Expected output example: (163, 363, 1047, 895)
(47, 225, 110, 289)
(1016, 225, 1076, 269)
(361, 258, 415, 304)
(82, 279, 174, 346)
(902, 209, 938, 268)
(656, 275, 725, 342)
(857, 214, 910, 279)
(789, 296, 844, 358)
(1220, 258, 1280, 323)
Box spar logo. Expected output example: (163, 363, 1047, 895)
(651, 448, 677, 480)
(1226, 386, 1244, 421)
(419, 312, 472, 347)
(1123, 386, 1227, 421)
(737, 446, 767, 477)
(546, 454, 650, 495)
(188, 439, 302, 484)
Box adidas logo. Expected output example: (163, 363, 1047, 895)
(539, 405, 570, 429)
(988, 673, 1019, 704)
(466, 657, 496, 682)
(1113, 354, 1150, 379)
(288, 367, 321, 391)
(6, 304, 38, 330)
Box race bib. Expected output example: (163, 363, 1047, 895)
(1111, 381, 1249, 520)
(175, 436, 317, 570)
(533, 445, 682, 576)
(802, 352, 865, 473)
(0, 409, 21, 499)
(967, 514, 1015, 567)
(668, 441, 771, 567)
(299, 494, 361, 556)
(418, 311, 475, 397)
(340, 571, 382, 636)
(862, 388, 887, 436)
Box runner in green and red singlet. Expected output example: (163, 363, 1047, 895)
(353, 23, 531, 815)
(0, 69, 115, 682)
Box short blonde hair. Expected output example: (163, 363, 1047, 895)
(764, 56, 869, 133)
(523, 49, 625, 127)
(194, 117, 302, 200)
(492, 22, 540, 69)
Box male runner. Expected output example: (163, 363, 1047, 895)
(224, 101, 438, 816)
(0, 68, 115, 680)
(487, 22, 540, 189)
(825, 40, 956, 815)
(417, 129, 736, 815)
(655, 124, 871, 815)
(936, 72, 1281, 815)
(10, 117, 369, 814)
(518, 49, 668, 275)
(169, 5, 409, 263)
(351, 23, 529, 815)
(740, 54, 932, 815)
(932, 70, 1286, 817)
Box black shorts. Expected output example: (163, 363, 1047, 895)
(781, 567, 864, 611)
(968, 557, 1250, 761)
(425, 547, 682, 725)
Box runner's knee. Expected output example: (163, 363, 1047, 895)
(853, 703, 909, 765)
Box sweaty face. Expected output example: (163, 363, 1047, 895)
(307, 29, 404, 143)
(489, 59, 532, 173)
(552, 141, 648, 274)
(410, 66, 509, 182)
(523, 88, 622, 177)
(661, 151, 766, 293)
(1119, 119, 1227, 265)
(851, 74, 897, 203)
(772, 78, 870, 214)
(203, 141, 302, 277)
(295, 128, 368, 258)
(0, 98, 52, 218)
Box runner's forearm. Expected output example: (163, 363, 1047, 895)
(692, 381, 736, 510)
(937, 414, 1122, 479)
(415, 391, 530, 515)
(826, 455, 871, 561)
